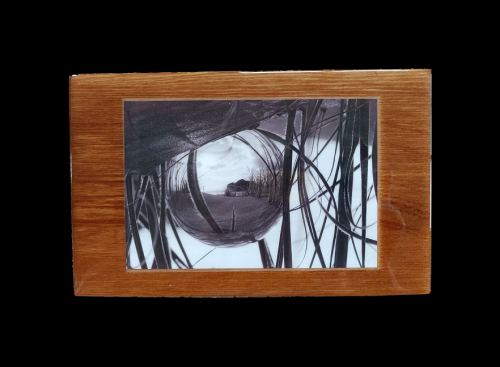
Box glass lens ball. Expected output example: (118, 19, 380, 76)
(166, 130, 283, 247)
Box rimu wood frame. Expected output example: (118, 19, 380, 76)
(70, 70, 431, 296)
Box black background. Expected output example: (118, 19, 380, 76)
(61, 63, 440, 331)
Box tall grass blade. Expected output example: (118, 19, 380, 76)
(152, 250, 187, 269)
(334, 99, 357, 268)
(343, 102, 362, 230)
(187, 150, 223, 233)
(298, 103, 326, 268)
(258, 239, 274, 268)
(125, 176, 147, 268)
(172, 251, 189, 269)
(160, 163, 172, 268)
(126, 175, 146, 268)
(290, 125, 312, 260)
(291, 100, 369, 146)
(125, 173, 147, 269)
(316, 200, 376, 245)
(316, 107, 327, 154)
(329, 225, 338, 268)
(308, 109, 340, 267)
(298, 157, 326, 267)
(144, 176, 169, 269)
(311, 136, 341, 268)
(166, 208, 192, 268)
(358, 99, 370, 267)
(372, 118, 377, 199)
(290, 154, 372, 214)
(152, 169, 172, 269)
(350, 235, 362, 267)
(281, 109, 296, 268)
(192, 248, 216, 268)
(311, 155, 371, 204)
(310, 195, 335, 268)
(275, 216, 285, 268)
(125, 193, 131, 248)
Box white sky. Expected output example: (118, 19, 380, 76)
(195, 132, 263, 193)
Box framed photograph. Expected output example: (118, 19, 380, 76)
(70, 70, 431, 296)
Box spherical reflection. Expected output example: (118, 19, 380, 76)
(166, 130, 283, 247)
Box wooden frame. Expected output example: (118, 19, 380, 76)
(70, 70, 431, 296)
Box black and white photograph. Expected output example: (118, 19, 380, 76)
(124, 99, 377, 269)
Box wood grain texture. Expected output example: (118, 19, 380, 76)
(70, 70, 431, 296)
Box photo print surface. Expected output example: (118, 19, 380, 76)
(124, 99, 377, 269)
